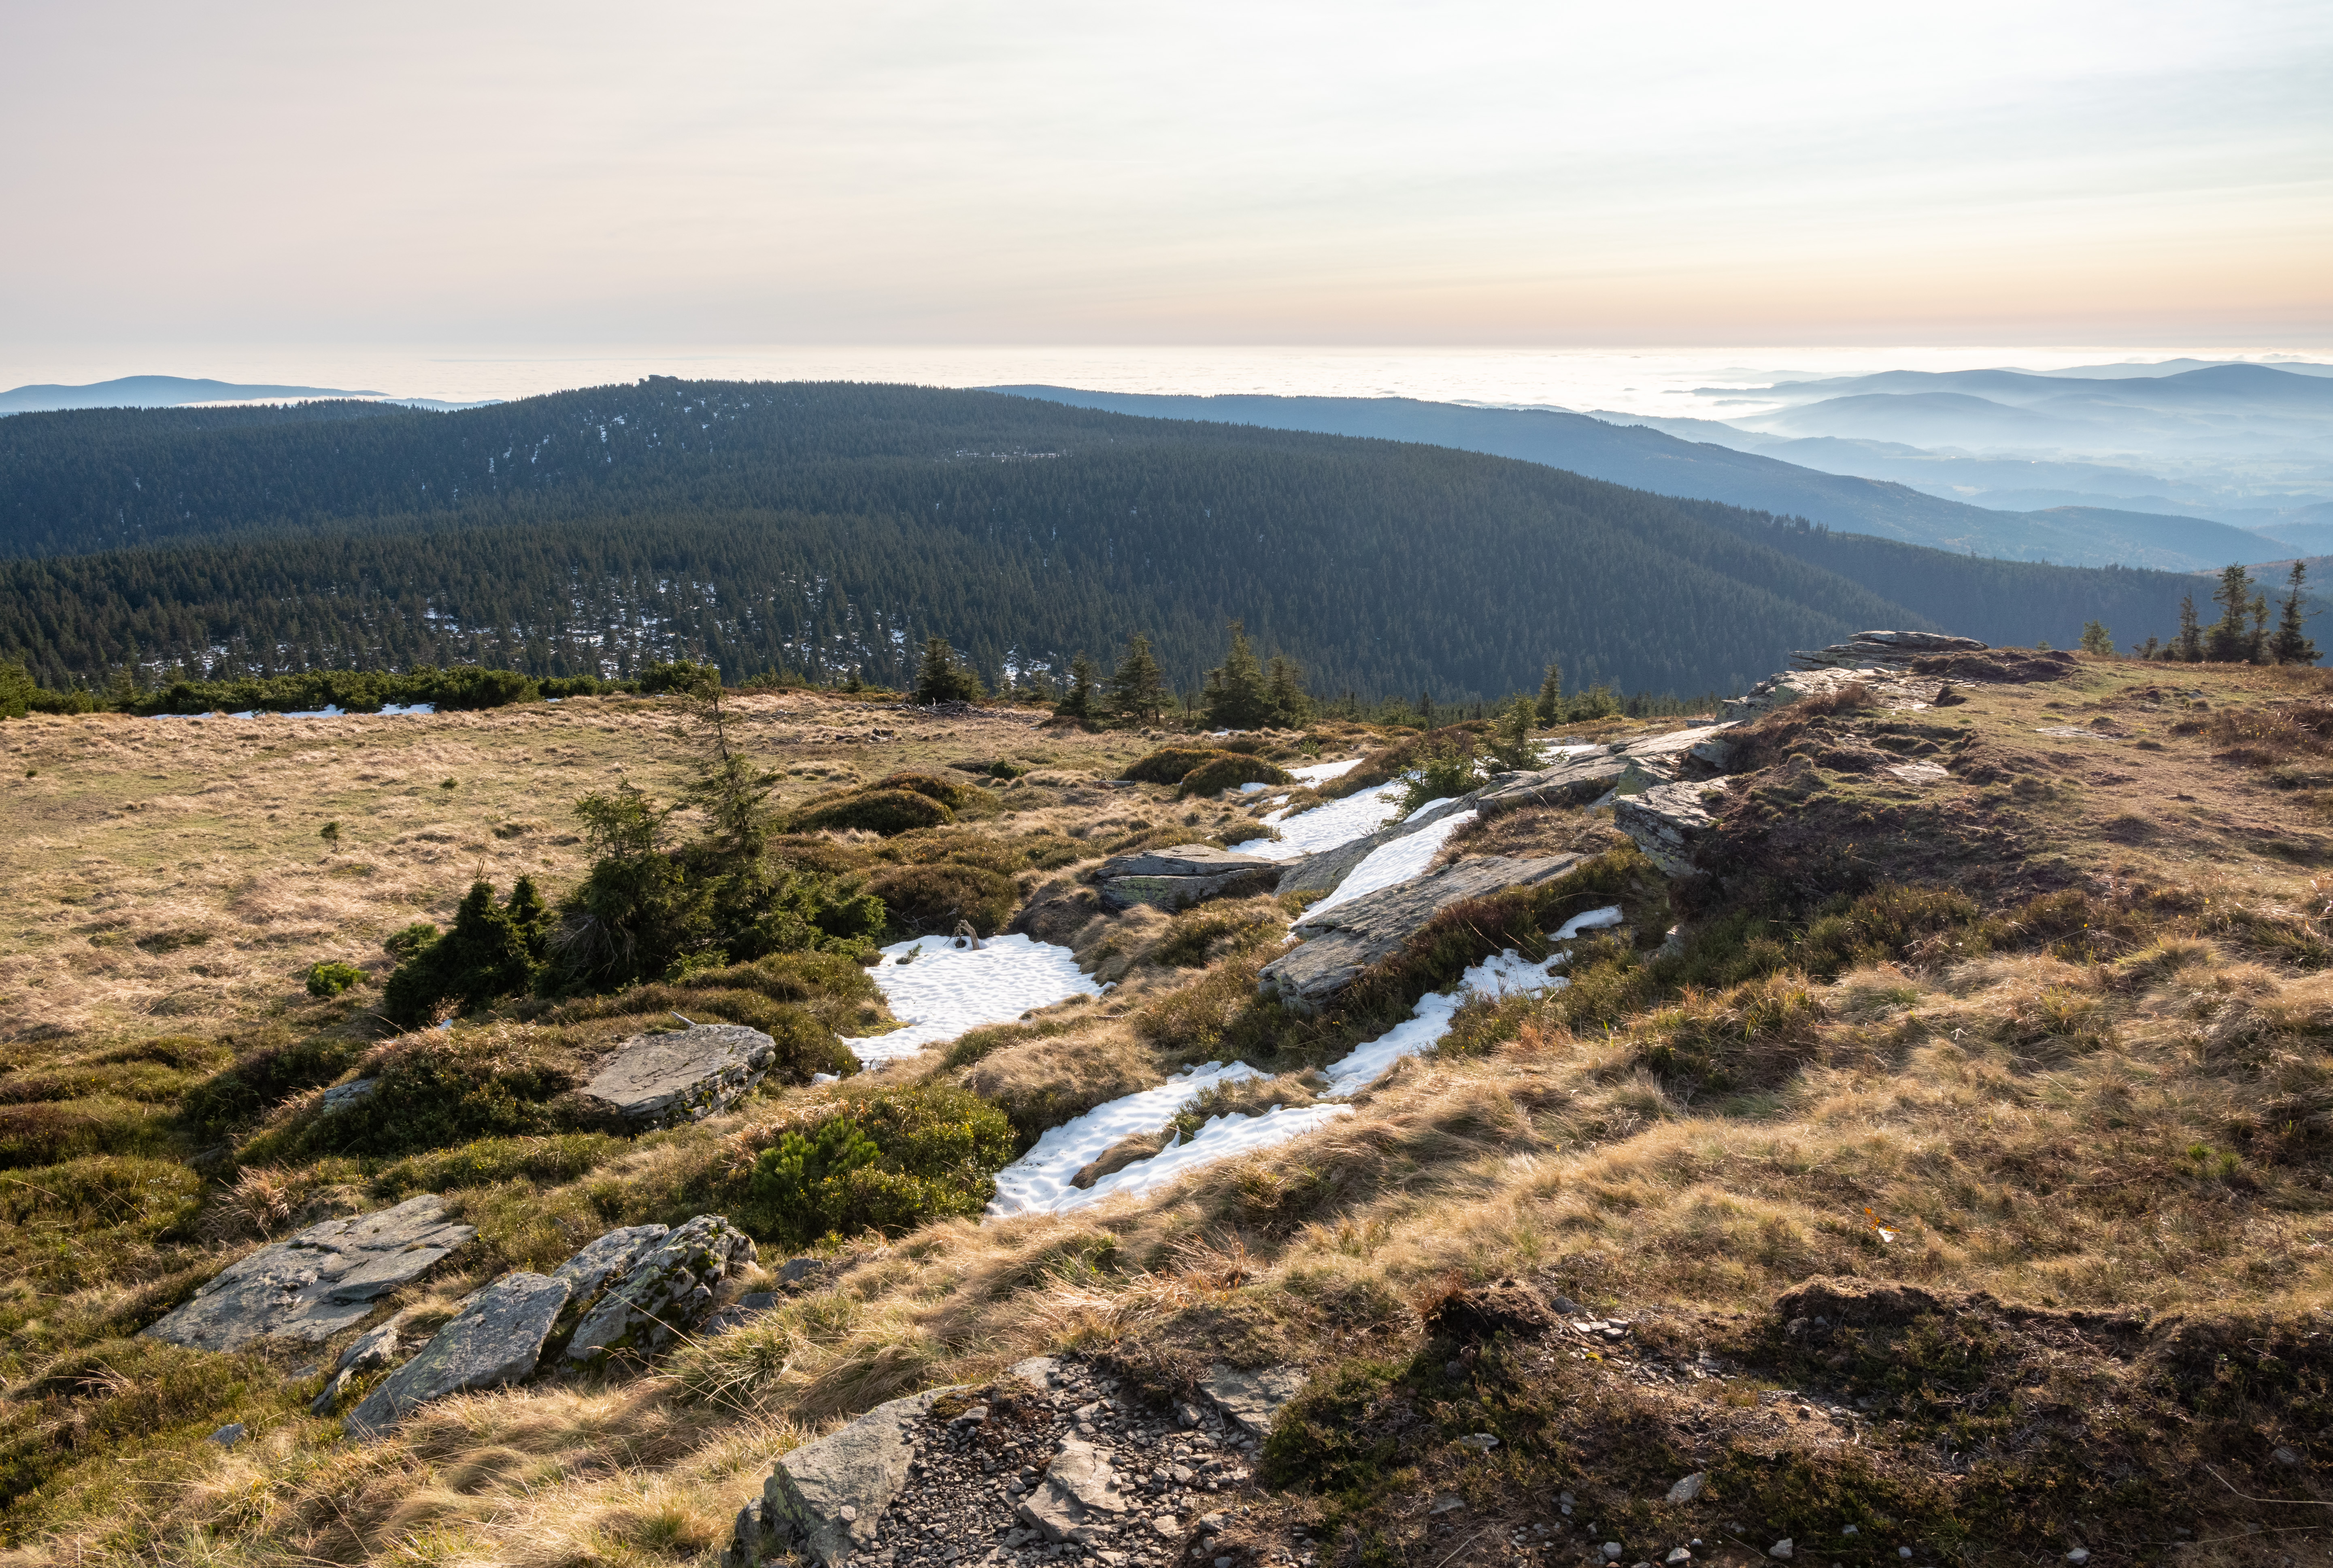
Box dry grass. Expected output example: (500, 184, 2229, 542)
(6, 664, 2333, 1563)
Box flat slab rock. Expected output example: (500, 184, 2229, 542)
(1473, 753, 1635, 814)
(143, 1195, 474, 1352)
(579, 1024, 778, 1130)
(1260, 853, 1582, 1010)
(759, 1386, 969, 1565)
(1093, 843, 1278, 881)
(345, 1270, 570, 1437)
(567, 1214, 755, 1363)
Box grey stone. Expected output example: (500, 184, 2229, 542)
(551, 1224, 671, 1307)
(1474, 754, 1632, 815)
(1665, 1471, 1708, 1503)
(1199, 1363, 1310, 1435)
(1100, 865, 1280, 913)
(142, 1195, 474, 1352)
(1720, 665, 1886, 722)
(1791, 631, 1986, 670)
(1768, 1540, 1795, 1561)
(567, 1215, 757, 1363)
(579, 1024, 779, 1130)
(334, 1317, 405, 1375)
(1275, 795, 1470, 897)
(1259, 854, 1583, 1010)
(778, 1256, 827, 1287)
(310, 1368, 357, 1415)
(760, 1387, 967, 1564)
(344, 1271, 572, 1437)
(1614, 782, 1725, 876)
(1010, 1354, 1066, 1387)
(317, 1077, 377, 1113)
(1018, 1438, 1131, 1544)
(1093, 844, 1279, 881)
(207, 1421, 246, 1447)
(1614, 725, 1735, 766)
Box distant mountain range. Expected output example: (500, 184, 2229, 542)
(991, 387, 2301, 574)
(0, 375, 495, 415)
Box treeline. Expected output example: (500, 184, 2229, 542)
(0, 381, 2245, 701)
(0, 661, 660, 720)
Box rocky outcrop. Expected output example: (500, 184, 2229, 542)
(143, 1195, 474, 1351)
(551, 1223, 671, 1304)
(1614, 781, 1725, 876)
(566, 1215, 756, 1363)
(1473, 753, 1634, 814)
(755, 1387, 967, 1565)
(1790, 630, 1987, 670)
(1260, 854, 1583, 1010)
(1092, 843, 1280, 912)
(310, 1315, 406, 1414)
(578, 1024, 778, 1130)
(344, 1271, 571, 1437)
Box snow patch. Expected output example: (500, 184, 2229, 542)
(1553, 904, 1624, 940)
(987, 1062, 1265, 1217)
(1320, 946, 1574, 1097)
(1069, 1105, 1354, 1211)
(1289, 758, 1363, 784)
(1304, 809, 1477, 918)
(845, 934, 1101, 1062)
(1233, 781, 1403, 862)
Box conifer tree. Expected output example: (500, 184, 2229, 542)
(1105, 633, 1166, 726)
(2079, 620, 2114, 656)
(2175, 594, 2203, 661)
(1202, 620, 1272, 729)
(1264, 654, 1312, 728)
(2206, 565, 2258, 663)
(1535, 661, 1563, 725)
(912, 635, 985, 704)
(2272, 561, 2320, 666)
(1486, 694, 1538, 771)
(1055, 652, 1099, 722)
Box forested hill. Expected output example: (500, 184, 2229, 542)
(0, 380, 2205, 699)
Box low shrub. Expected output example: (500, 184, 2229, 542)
(1121, 747, 1228, 785)
(1396, 744, 1478, 814)
(1178, 754, 1293, 799)
(251, 1030, 580, 1162)
(304, 961, 365, 999)
(792, 788, 955, 835)
(180, 1031, 369, 1136)
(736, 1084, 1014, 1246)
(868, 772, 987, 812)
(867, 863, 1019, 936)
(381, 878, 549, 1027)
(0, 1099, 176, 1170)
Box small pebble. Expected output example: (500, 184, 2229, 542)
(2066, 1552, 2091, 1566)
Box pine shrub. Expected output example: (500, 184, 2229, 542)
(867, 863, 1019, 935)
(738, 1084, 1014, 1246)
(1178, 754, 1293, 799)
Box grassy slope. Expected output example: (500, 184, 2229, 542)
(0, 663, 2330, 1564)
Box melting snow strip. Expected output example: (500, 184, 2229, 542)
(1316, 911, 1621, 1097)
(1302, 808, 1478, 918)
(987, 1062, 1264, 1216)
(845, 934, 1102, 1063)
(1238, 780, 1404, 858)
(1065, 1105, 1354, 1211)
(1288, 757, 1364, 784)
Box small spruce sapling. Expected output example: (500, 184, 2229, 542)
(1486, 695, 1539, 772)
(2079, 620, 2114, 656)
(2272, 561, 2320, 666)
(1535, 661, 1564, 726)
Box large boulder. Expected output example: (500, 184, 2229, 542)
(578, 1024, 778, 1130)
(757, 1387, 968, 1564)
(1614, 780, 1725, 875)
(1791, 631, 1987, 670)
(1093, 843, 1280, 912)
(143, 1195, 474, 1352)
(566, 1215, 756, 1364)
(1259, 854, 1583, 1011)
(551, 1223, 671, 1303)
(1473, 754, 1635, 814)
(343, 1271, 571, 1437)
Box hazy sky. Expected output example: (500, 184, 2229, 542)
(5, 0, 2329, 348)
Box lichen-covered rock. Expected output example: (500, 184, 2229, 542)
(143, 1195, 474, 1352)
(566, 1215, 756, 1364)
(311, 1315, 408, 1413)
(579, 1024, 778, 1130)
(551, 1224, 671, 1306)
(1472, 754, 1633, 814)
(1199, 1363, 1310, 1435)
(343, 1271, 571, 1437)
(1017, 1436, 1130, 1543)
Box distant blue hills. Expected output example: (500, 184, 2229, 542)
(0, 375, 493, 415)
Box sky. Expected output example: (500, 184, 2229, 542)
(4, 0, 2330, 351)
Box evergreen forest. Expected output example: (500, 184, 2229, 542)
(0, 380, 2229, 699)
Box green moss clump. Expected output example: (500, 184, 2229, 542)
(304, 961, 364, 999)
